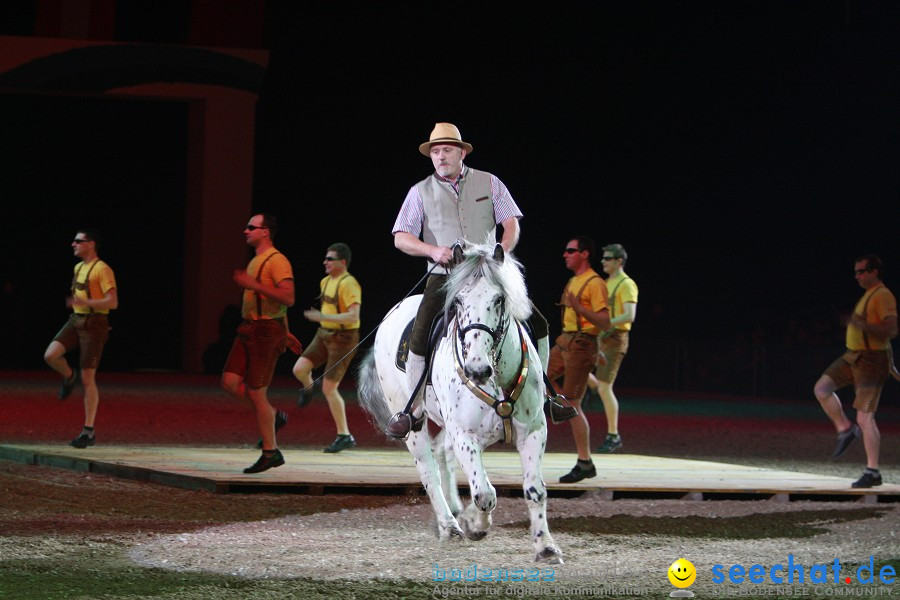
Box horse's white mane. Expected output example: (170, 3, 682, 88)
(442, 242, 532, 322)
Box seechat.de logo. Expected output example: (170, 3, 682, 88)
(711, 555, 896, 586)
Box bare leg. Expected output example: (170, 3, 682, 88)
(567, 396, 591, 461)
(322, 378, 350, 435)
(80, 368, 99, 427)
(292, 356, 314, 389)
(246, 386, 277, 450)
(856, 410, 880, 470)
(813, 375, 853, 433)
(221, 372, 253, 409)
(598, 380, 619, 435)
(44, 341, 73, 380)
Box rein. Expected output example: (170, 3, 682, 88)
(312, 262, 441, 387)
(452, 316, 530, 444)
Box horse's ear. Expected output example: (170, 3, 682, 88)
(452, 243, 465, 266)
(493, 243, 505, 264)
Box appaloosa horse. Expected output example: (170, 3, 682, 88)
(357, 242, 562, 563)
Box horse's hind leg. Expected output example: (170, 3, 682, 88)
(448, 427, 496, 541)
(432, 428, 463, 517)
(517, 426, 564, 564)
(406, 428, 465, 541)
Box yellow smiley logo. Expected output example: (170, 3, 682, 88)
(668, 558, 697, 588)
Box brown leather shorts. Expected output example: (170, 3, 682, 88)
(301, 327, 360, 382)
(823, 349, 890, 413)
(547, 331, 599, 401)
(52, 313, 110, 369)
(596, 330, 630, 384)
(223, 319, 287, 390)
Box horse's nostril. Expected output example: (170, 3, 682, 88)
(466, 364, 493, 382)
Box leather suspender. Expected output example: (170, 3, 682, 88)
(253, 252, 281, 319)
(600, 275, 632, 339)
(319, 273, 350, 330)
(859, 285, 884, 351)
(561, 275, 600, 332)
(71, 260, 101, 314)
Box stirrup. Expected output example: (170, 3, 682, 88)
(384, 411, 426, 440)
(545, 395, 577, 425)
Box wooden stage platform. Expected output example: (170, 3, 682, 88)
(2, 444, 898, 503)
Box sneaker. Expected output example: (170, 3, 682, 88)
(832, 424, 861, 458)
(69, 432, 95, 449)
(243, 449, 285, 474)
(545, 397, 578, 424)
(851, 471, 882, 488)
(596, 433, 623, 454)
(59, 369, 80, 400)
(257, 410, 289, 449)
(324, 434, 356, 453)
(384, 412, 424, 439)
(559, 462, 597, 484)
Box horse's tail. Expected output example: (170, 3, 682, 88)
(355, 346, 393, 434)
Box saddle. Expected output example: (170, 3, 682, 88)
(394, 309, 452, 384)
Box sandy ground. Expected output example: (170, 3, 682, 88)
(2, 371, 900, 596)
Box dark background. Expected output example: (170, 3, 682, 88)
(1, 2, 897, 394)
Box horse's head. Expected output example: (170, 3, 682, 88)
(444, 243, 531, 385)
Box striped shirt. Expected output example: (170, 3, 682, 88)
(392, 165, 523, 237)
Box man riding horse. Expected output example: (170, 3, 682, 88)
(386, 122, 576, 438)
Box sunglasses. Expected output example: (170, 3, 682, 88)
(245, 225, 268, 231)
(564, 247, 582, 254)
(855, 269, 871, 275)
(324, 256, 342, 261)
(73, 239, 90, 244)
(601, 256, 619, 261)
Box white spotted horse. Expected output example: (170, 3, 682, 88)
(357, 242, 563, 564)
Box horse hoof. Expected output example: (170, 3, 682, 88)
(447, 526, 465, 541)
(536, 547, 564, 565)
(465, 529, 488, 541)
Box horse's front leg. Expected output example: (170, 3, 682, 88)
(447, 424, 496, 541)
(517, 421, 564, 564)
(405, 427, 464, 541)
(432, 427, 464, 517)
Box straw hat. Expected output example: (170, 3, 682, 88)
(418, 122, 474, 156)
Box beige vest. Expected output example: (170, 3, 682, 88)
(417, 168, 494, 274)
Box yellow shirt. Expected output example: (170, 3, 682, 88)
(606, 271, 639, 332)
(846, 284, 897, 351)
(72, 260, 116, 315)
(561, 269, 608, 335)
(241, 247, 293, 320)
(319, 272, 362, 330)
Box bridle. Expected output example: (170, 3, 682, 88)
(453, 294, 509, 365)
(451, 294, 530, 444)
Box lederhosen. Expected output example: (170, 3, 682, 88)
(595, 275, 633, 375)
(824, 285, 894, 412)
(303, 273, 360, 380)
(228, 252, 288, 389)
(558, 274, 601, 348)
(53, 260, 111, 368)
